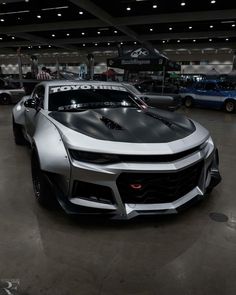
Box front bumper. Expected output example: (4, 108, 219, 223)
(54, 144, 221, 220)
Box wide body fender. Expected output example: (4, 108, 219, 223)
(33, 113, 71, 195)
(33, 113, 70, 176)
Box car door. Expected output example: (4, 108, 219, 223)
(193, 82, 206, 104)
(25, 85, 45, 138)
(198, 82, 223, 108)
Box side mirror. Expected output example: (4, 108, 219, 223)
(24, 98, 40, 110)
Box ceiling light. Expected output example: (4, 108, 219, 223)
(209, 38, 212, 41)
(153, 4, 157, 8)
(48, 45, 51, 47)
(57, 13, 62, 16)
(97, 31, 100, 34)
(0, 19, 5, 22)
(181, 2, 186, 6)
(150, 28, 153, 31)
(66, 33, 70, 36)
(232, 24, 235, 27)
(126, 7, 131, 11)
(83, 43, 85, 46)
(79, 11, 83, 15)
(211, 0, 216, 3)
(95, 43, 98, 46)
(25, 0, 29, 2)
(134, 41, 137, 44)
(162, 40, 166, 43)
(107, 42, 110, 45)
(42, 6, 68, 11)
(210, 25, 214, 28)
(177, 40, 180, 42)
(226, 38, 229, 41)
(38, 46, 41, 49)
(2, 2, 6, 4)
(120, 42, 123, 45)
(0, 10, 30, 15)
(189, 26, 192, 29)
(81, 32, 85, 35)
(193, 39, 196, 42)
(28, 46, 31, 49)
(169, 27, 173, 30)
(221, 20, 235, 23)
(52, 34, 55, 37)
(11, 36, 15, 39)
(114, 30, 117, 33)
(37, 15, 41, 18)
(0, 38, 2, 40)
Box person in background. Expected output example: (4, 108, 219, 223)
(37, 66, 52, 80)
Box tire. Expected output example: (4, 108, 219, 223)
(31, 151, 55, 207)
(12, 117, 27, 145)
(0, 93, 11, 105)
(224, 100, 235, 113)
(184, 96, 193, 108)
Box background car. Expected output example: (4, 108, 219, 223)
(180, 80, 236, 113)
(12, 81, 221, 219)
(0, 78, 25, 104)
(123, 83, 181, 111)
(134, 80, 182, 110)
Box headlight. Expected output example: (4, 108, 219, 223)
(69, 150, 120, 164)
(200, 136, 214, 150)
(200, 136, 215, 158)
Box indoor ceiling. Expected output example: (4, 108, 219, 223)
(0, 0, 236, 55)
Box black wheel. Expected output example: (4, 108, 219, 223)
(224, 100, 235, 113)
(184, 96, 193, 108)
(12, 117, 27, 145)
(31, 152, 55, 207)
(0, 93, 11, 105)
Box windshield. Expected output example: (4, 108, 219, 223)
(48, 85, 139, 111)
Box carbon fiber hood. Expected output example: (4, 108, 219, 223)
(49, 107, 196, 143)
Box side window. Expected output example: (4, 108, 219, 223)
(139, 81, 153, 92)
(32, 86, 45, 108)
(205, 82, 216, 91)
(195, 83, 205, 90)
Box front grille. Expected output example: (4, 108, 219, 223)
(117, 161, 203, 204)
(118, 146, 200, 162)
(69, 145, 201, 164)
(72, 181, 115, 205)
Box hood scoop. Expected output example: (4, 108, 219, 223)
(100, 116, 124, 130)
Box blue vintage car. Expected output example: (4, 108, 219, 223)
(179, 80, 236, 113)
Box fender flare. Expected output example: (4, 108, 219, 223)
(32, 114, 71, 178)
(32, 114, 71, 196)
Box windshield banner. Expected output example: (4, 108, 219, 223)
(49, 84, 127, 93)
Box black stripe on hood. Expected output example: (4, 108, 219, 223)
(49, 107, 196, 143)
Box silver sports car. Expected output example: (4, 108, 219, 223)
(12, 81, 221, 219)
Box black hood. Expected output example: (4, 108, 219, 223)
(49, 107, 195, 143)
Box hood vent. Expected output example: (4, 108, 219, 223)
(100, 116, 124, 130)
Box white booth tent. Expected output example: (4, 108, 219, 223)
(205, 68, 220, 79)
